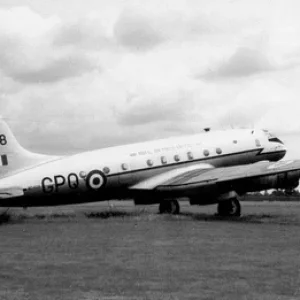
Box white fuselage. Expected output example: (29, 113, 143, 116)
(0, 128, 286, 206)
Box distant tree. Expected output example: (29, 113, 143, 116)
(284, 188, 299, 196)
(272, 189, 285, 197)
(251, 192, 262, 197)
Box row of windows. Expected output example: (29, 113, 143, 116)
(103, 139, 261, 174)
(103, 140, 262, 174)
(144, 148, 223, 169)
(130, 141, 241, 157)
(131, 138, 261, 157)
(103, 148, 224, 174)
(129, 139, 256, 158)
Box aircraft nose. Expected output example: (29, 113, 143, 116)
(278, 145, 287, 160)
(268, 143, 287, 161)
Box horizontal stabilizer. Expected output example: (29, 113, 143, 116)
(0, 187, 24, 199)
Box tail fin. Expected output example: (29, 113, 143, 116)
(0, 119, 58, 177)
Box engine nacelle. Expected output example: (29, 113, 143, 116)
(236, 170, 300, 194)
(190, 170, 300, 205)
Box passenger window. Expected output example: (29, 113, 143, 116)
(161, 156, 167, 164)
(174, 154, 180, 162)
(187, 151, 193, 160)
(216, 148, 222, 155)
(103, 167, 110, 174)
(147, 159, 154, 167)
(203, 149, 209, 157)
(255, 139, 261, 147)
(121, 163, 129, 171)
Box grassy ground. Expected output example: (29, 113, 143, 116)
(0, 201, 300, 300)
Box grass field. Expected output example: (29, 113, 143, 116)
(1, 201, 300, 300)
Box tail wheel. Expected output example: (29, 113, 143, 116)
(159, 199, 180, 215)
(217, 198, 241, 217)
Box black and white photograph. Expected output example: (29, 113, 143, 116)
(0, 0, 300, 299)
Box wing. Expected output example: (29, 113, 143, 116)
(131, 163, 214, 190)
(130, 160, 300, 199)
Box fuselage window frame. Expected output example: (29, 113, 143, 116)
(216, 148, 222, 155)
(103, 167, 110, 174)
(161, 156, 167, 164)
(203, 149, 210, 157)
(174, 154, 180, 162)
(147, 159, 154, 167)
(121, 163, 129, 171)
(187, 151, 194, 160)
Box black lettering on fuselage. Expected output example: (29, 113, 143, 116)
(42, 173, 81, 194)
(42, 177, 54, 194)
(54, 175, 66, 192)
(68, 173, 79, 189)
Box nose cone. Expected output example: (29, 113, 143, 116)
(276, 144, 287, 161)
(279, 148, 287, 160)
(267, 144, 287, 161)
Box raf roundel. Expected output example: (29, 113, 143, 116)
(86, 170, 106, 190)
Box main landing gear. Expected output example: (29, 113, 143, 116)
(217, 198, 241, 217)
(159, 199, 180, 215)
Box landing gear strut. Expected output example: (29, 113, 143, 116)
(217, 198, 241, 217)
(159, 199, 180, 215)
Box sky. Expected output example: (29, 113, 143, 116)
(0, 0, 300, 158)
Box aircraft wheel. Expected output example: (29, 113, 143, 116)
(159, 199, 180, 215)
(217, 198, 241, 217)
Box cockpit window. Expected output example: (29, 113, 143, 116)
(269, 137, 284, 144)
(263, 130, 284, 144)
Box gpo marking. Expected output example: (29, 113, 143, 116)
(41, 173, 80, 194)
(41, 170, 107, 194)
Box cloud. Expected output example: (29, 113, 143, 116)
(1, 1, 300, 158)
(9, 54, 96, 84)
(0, 7, 99, 84)
(0, 6, 59, 38)
(0, 36, 97, 83)
(0, 77, 119, 153)
(115, 90, 195, 126)
(215, 75, 300, 132)
(53, 17, 113, 50)
(0, 72, 22, 95)
(114, 8, 165, 51)
(113, 2, 221, 51)
(201, 47, 274, 79)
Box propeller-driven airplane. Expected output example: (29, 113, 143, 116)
(0, 119, 298, 217)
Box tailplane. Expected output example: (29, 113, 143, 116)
(0, 119, 58, 177)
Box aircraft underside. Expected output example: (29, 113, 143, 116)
(158, 198, 241, 216)
(0, 188, 241, 217)
(135, 196, 241, 217)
